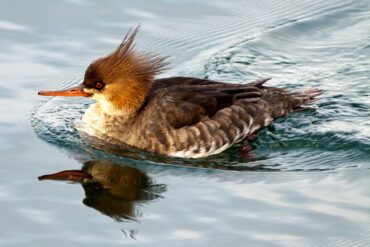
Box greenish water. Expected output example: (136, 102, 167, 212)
(1, 0, 370, 246)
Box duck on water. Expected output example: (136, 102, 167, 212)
(38, 26, 322, 158)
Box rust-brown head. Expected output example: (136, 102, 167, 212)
(38, 26, 167, 115)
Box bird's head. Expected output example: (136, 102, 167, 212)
(39, 26, 167, 115)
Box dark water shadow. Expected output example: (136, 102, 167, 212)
(39, 159, 166, 222)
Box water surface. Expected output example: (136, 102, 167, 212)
(1, 0, 370, 246)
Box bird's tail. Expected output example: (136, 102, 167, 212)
(265, 87, 323, 118)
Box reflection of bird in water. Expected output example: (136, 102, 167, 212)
(39, 160, 166, 221)
(38, 26, 322, 158)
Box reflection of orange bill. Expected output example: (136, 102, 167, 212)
(38, 170, 91, 182)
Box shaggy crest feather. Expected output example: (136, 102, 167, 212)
(85, 25, 168, 84)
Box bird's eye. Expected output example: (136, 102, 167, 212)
(94, 81, 104, 90)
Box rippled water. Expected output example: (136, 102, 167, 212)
(1, 0, 370, 246)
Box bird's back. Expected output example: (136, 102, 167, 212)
(128, 77, 322, 158)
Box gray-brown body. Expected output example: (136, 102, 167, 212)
(81, 76, 321, 158)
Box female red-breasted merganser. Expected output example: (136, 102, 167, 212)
(38, 27, 322, 158)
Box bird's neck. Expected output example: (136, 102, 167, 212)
(82, 102, 138, 138)
(94, 83, 152, 116)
